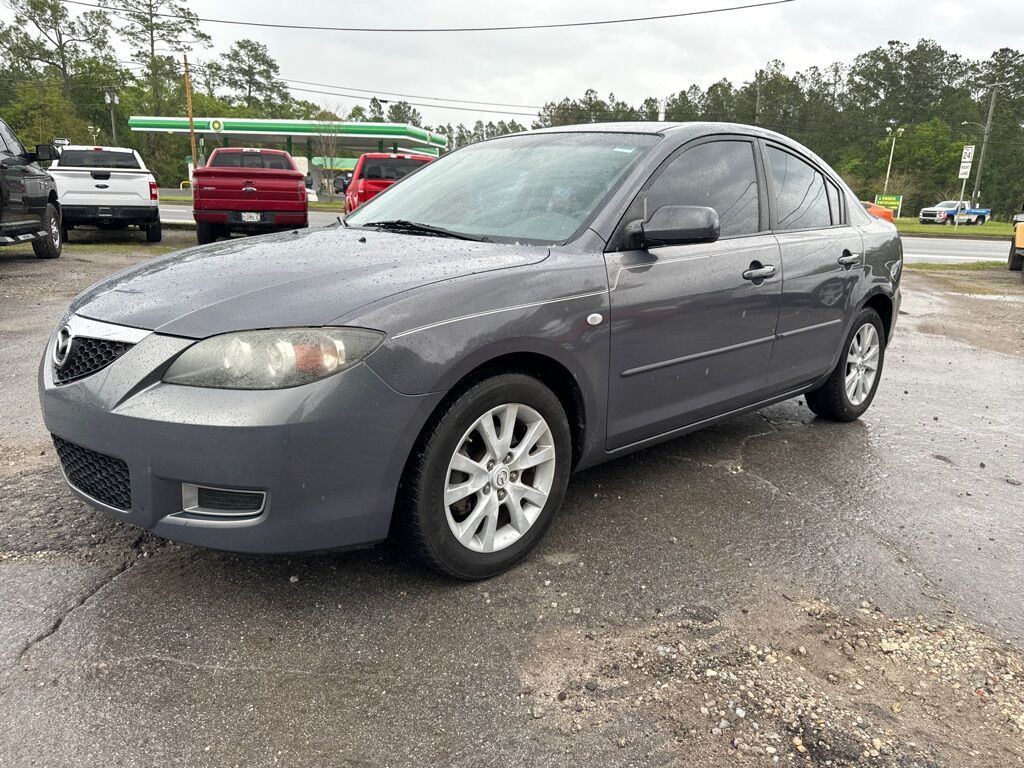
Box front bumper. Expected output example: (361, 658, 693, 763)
(63, 204, 158, 225)
(39, 325, 441, 553)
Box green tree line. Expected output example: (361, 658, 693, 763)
(2, 1, 1021, 214)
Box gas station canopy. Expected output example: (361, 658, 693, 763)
(128, 116, 446, 158)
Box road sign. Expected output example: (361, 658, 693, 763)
(958, 161, 972, 180)
(874, 194, 903, 217)
(961, 145, 975, 163)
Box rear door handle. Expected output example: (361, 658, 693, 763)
(742, 263, 776, 282)
(838, 252, 860, 266)
(242, 186, 257, 193)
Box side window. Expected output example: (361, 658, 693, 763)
(646, 140, 760, 238)
(766, 146, 831, 230)
(0, 121, 15, 155)
(825, 179, 843, 225)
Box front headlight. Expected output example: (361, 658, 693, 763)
(163, 327, 384, 389)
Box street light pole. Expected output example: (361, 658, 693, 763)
(883, 125, 903, 194)
(104, 92, 119, 144)
(970, 82, 1006, 208)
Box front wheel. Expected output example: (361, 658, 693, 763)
(396, 374, 572, 580)
(805, 308, 885, 422)
(32, 203, 62, 259)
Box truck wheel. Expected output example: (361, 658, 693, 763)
(1009, 242, 1024, 271)
(32, 203, 62, 259)
(975, 216, 986, 226)
(145, 219, 162, 243)
(196, 221, 217, 245)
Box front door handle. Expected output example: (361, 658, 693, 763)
(742, 262, 776, 282)
(838, 252, 860, 266)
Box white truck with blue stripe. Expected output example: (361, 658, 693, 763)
(918, 200, 991, 225)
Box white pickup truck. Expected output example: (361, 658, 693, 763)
(48, 145, 161, 242)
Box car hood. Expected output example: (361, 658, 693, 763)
(71, 227, 550, 338)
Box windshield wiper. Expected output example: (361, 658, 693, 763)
(362, 220, 489, 242)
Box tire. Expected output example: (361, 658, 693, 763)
(396, 374, 572, 580)
(196, 221, 217, 245)
(145, 219, 162, 243)
(1008, 241, 1023, 271)
(805, 308, 885, 422)
(975, 216, 986, 226)
(32, 203, 62, 259)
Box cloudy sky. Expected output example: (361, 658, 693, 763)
(5, 0, 1019, 125)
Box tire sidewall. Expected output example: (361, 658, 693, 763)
(838, 309, 885, 418)
(33, 203, 62, 259)
(413, 375, 572, 579)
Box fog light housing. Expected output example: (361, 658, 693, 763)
(181, 483, 266, 518)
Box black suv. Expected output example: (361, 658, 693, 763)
(0, 118, 61, 259)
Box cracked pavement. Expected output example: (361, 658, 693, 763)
(1, 238, 1023, 766)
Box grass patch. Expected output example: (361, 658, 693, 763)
(904, 260, 1005, 271)
(895, 218, 1012, 238)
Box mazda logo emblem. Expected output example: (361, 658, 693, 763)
(53, 325, 73, 368)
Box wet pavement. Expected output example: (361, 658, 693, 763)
(1, 237, 1022, 766)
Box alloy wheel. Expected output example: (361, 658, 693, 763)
(444, 403, 556, 553)
(845, 323, 880, 406)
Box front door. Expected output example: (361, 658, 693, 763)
(605, 138, 782, 450)
(0, 121, 37, 230)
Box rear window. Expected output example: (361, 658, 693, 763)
(209, 152, 293, 170)
(360, 158, 429, 181)
(59, 149, 140, 169)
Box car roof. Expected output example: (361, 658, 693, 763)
(212, 147, 292, 155)
(60, 145, 138, 153)
(359, 152, 433, 159)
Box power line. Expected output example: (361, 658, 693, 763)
(278, 78, 544, 110)
(63, 0, 795, 33)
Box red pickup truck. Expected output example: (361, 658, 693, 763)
(192, 148, 308, 244)
(344, 152, 433, 214)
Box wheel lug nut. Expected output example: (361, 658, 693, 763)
(510, 471, 518, 481)
(487, 460, 495, 470)
(503, 453, 512, 464)
(483, 484, 491, 494)
(497, 490, 506, 500)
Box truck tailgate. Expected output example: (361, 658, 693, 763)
(192, 168, 306, 211)
(52, 169, 154, 207)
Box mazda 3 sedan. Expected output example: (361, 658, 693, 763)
(40, 123, 902, 580)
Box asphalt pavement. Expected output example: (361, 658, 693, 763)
(1, 233, 1022, 766)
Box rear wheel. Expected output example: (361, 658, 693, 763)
(396, 374, 572, 580)
(975, 216, 986, 226)
(805, 308, 885, 422)
(196, 221, 217, 245)
(1008, 241, 1023, 271)
(32, 203, 62, 259)
(145, 219, 162, 243)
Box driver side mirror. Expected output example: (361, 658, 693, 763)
(641, 205, 720, 247)
(32, 143, 57, 162)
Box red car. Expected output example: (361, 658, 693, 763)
(192, 148, 308, 244)
(344, 152, 433, 213)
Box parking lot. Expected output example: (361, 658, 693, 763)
(1, 231, 1022, 766)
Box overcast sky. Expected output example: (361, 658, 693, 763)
(4, 0, 1019, 125)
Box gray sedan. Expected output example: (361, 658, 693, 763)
(39, 122, 902, 579)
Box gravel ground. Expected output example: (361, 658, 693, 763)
(0, 240, 1022, 767)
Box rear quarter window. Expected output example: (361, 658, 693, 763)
(360, 158, 429, 181)
(59, 150, 140, 169)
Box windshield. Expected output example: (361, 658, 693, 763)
(59, 149, 139, 169)
(345, 132, 659, 244)
(937, 201, 960, 208)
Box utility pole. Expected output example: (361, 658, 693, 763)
(754, 69, 763, 126)
(883, 125, 904, 194)
(104, 91, 119, 144)
(971, 82, 1006, 208)
(657, 97, 666, 122)
(182, 54, 199, 173)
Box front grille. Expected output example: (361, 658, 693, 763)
(52, 436, 131, 511)
(55, 337, 133, 384)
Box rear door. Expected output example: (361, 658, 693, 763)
(763, 142, 863, 390)
(605, 137, 782, 449)
(0, 120, 37, 230)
